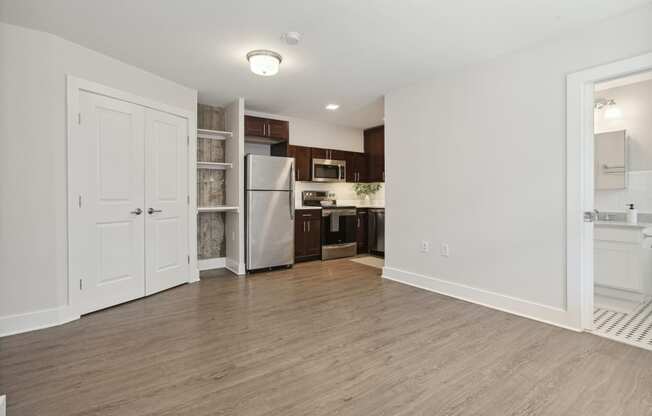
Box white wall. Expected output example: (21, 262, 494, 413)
(384, 4, 652, 329)
(245, 110, 364, 152)
(0, 22, 197, 334)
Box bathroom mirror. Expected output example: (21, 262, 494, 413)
(594, 130, 627, 190)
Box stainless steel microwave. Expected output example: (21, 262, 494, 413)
(312, 158, 346, 182)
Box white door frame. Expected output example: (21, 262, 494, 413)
(66, 75, 198, 316)
(566, 52, 652, 331)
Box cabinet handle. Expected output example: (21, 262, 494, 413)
(297, 168, 300, 180)
(303, 221, 306, 232)
(357, 218, 360, 228)
(307, 221, 311, 232)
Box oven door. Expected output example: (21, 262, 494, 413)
(322, 208, 357, 246)
(312, 158, 345, 182)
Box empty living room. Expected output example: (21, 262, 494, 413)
(1, 1, 651, 415)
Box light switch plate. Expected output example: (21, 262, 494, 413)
(420, 241, 430, 253)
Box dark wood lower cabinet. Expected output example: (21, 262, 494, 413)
(295, 209, 321, 262)
(356, 209, 369, 253)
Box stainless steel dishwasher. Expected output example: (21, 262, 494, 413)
(368, 208, 385, 255)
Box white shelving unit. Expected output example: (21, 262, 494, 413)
(197, 161, 232, 170)
(198, 128, 232, 140)
(197, 127, 240, 272)
(197, 206, 239, 213)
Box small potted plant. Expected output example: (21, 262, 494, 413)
(353, 183, 382, 203)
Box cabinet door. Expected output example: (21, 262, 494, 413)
(288, 145, 312, 181)
(311, 147, 328, 160)
(267, 118, 289, 141)
(294, 218, 306, 258)
(354, 153, 369, 182)
(364, 125, 385, 182)
(330, 150, 355, 182)
(245, 115, 267, 137)
(305, 218, 322, 256)
(356, 210, 368, 253)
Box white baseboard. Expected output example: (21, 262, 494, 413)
(1, 394, 5, 416)
(382, 266, 580, 332)
(0, 306, 79, 338)
(226, 258, 246, 275)
(198, 257, 226, 271)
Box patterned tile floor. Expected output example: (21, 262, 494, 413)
(593, 298, 652, 351)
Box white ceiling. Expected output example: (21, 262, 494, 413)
(0, 0, 649, 128)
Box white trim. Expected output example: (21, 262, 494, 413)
(198, 257, 226, 271)
(566, 52, 652, 331)
(382, 267, 580, 332)
(0, 306, 79, 338)
(0, 394, 5, 416)
(226, 258, 246, 275)
(65, 75, 197, 322)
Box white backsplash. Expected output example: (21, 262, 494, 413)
(294, 181, 385, 207)
(595, 170, 652, 213)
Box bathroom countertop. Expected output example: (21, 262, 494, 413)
(595, 220, 652, 229)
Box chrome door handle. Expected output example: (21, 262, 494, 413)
(148, 208, 162, 214)
(131, 208, 143, 215)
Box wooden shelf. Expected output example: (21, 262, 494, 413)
(197, 129, 232, 140)
(197, 161, 232, 170)
(198, 206, 239, 213)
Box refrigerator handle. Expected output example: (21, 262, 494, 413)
(289, 160, 295, 220)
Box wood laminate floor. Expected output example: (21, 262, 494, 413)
(1, 260, 651, 416)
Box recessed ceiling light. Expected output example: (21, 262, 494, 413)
(246, 50, 282, 76)
(325, 104, 339, 110)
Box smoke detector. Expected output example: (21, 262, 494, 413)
(281, 31, 301, 45)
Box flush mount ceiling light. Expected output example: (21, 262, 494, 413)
(594, 98, 623, 120)
(325, 104, 339, 110)
(246, 50, 282, 76)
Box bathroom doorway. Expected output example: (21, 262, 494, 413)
(591, 71, 652, 350)
(566, 52, 652, 351)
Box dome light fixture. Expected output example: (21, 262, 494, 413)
(246, 50, 282, 76)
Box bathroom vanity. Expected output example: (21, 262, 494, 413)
(594, 221, 652, 311)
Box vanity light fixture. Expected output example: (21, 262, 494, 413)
(325, 104, 339, 111)
(246, 50, 282, 76)
(594, 98, 622, 120)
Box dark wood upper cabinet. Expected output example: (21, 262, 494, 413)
(295, 209, 321, 262)
(353, 152, 369, 182)
(310, 148, 328, 160)
(245, 115, 289, 141)
(364, 125, 385, 182)
(288, 145, 311, 181)
(270, 143, 311, 181)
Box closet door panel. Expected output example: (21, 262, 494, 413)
(145, 109, 189, 295)
(78, 91, 146, 315)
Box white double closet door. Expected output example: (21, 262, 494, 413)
(76, 91, 188, 315)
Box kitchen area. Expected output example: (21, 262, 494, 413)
(243, 114, 385, 272)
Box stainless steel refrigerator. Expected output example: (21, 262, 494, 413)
(245, 154, 295, 271)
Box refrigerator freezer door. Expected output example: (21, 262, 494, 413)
(246, 154, 294, 191)
(246, 190, 294, 270)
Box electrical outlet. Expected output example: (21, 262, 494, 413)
(440, 243, 450, 257)
(420, 241, 430, 253)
